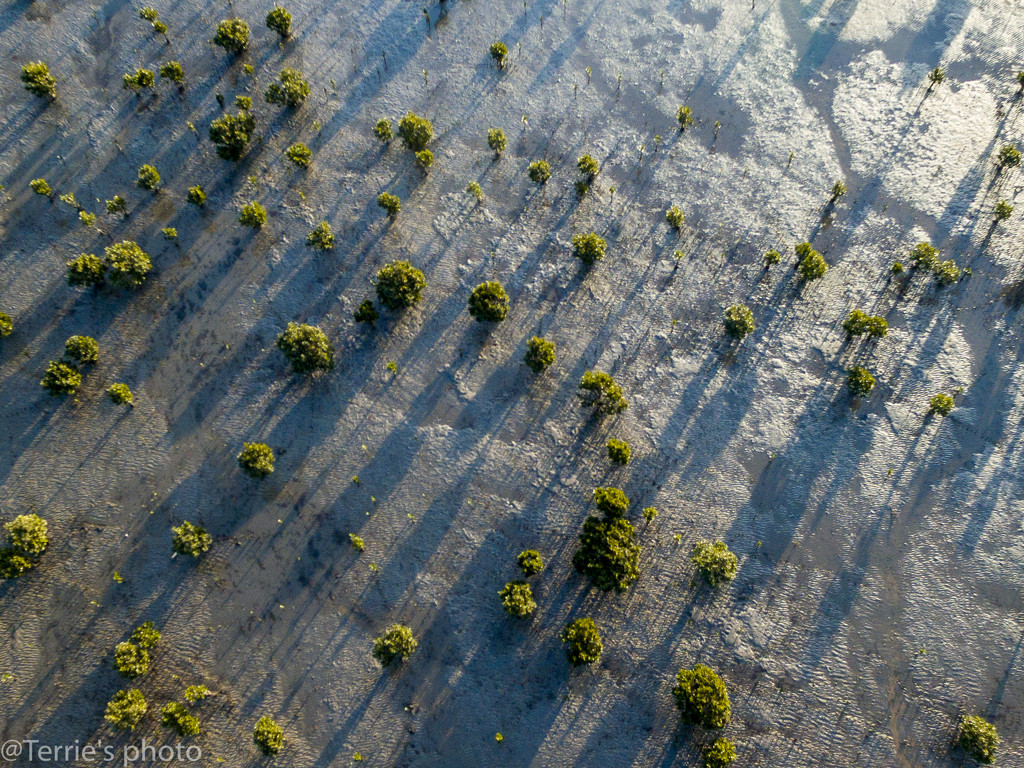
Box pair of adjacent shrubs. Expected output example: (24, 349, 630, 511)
(40, 334, 100, 396)
(499, 550, 545, 619)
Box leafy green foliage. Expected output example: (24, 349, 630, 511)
(162, 227, 177, 241)
(286, 143, 312, 168)
(577, 370, 628, 415)
(847, 366, 875, 397)
(724, 305, 755, 339)
(466, 180, 483, 201)
(0, 549, 34, 579)
(489, 41, 509, 68)
(349, 533, 365, 552)
(172, 521, 212, 557)
(764, 249, 781, 267)
(577, 154, 600, 182)
(959, 715, 998, 764)
(306, 221, 335, 250)
(468, 281, 509, 322)
(928, 66, 945, 86)
(276, 322, 334, 373)
(995, 199, 1014, 221)
(122, 68, 155, 92)
(910, 242, 939, 270)
(488, 128, 507, 156)
(354, 300, 379, 323)
(643, 507, 658, 522)
(253, 716, 285, 755)
(238, 442, 274, 478)
(702, 738, 736, 768)
(891, 261, 904, 274)
(6, 514, 48, 555)
(114, 642, 150, 678)
(572, 515, 640, 591)
(691, 540, 738, 587)
(528, 160, 551, 184)
(187, 185, 206, 206)
(377, 192, 401, 217)
(136, 164, 160, 191)
(64, 335, 98, 364)
(666, 205, 685, 228)
(106, 195, 127, 216)
(105, 689, 147, 730)
(998, 144, 1021, 169)
(517, 550, 543, 577)
(209, 111, 256, 160)
(30, 178, 52, 197)
(499, 580, 536, 618)
(239, 201, 267, 228)
(934, 259, 962, 286)
(398, 113, 433, 151)
(524, 336, 555, 372)
(0, 312, 11, 337)
(266, 6, 292, 37)
(41, 360, 81, 395)
(673, 664, 731, 729)
(593, 486, 629, 518)
(376, 261, 426, 310)
(66, 253, 107, 288)
(21, 62, 56, 99)
(159, 61, 184, 84)
(106, 241, 152, 289)
(373, 118, 393, 143)
(795, 242, 827, 281)
(213, 19, 250, 53)
(107, 383, 134, 405)
(265, 68, 309, 108)
(235, 95, 252, 111)
(372, 624, 417, 666)
(572, 232, 607, 265)
(843, 310, 888, 339)
(184, 685, 211, 704)
(414, 149, 434, 171)
(561, 618, 602, 665)
(131, 621, 161, 650)
(677, 105, 693, 130)
(929, 393, 954, 416)
(607, 439, 631, 465)
(161, 702, 200, 736)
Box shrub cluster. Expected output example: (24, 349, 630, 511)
(105, 689, 147, 730)
(577, 370, 628, 415)
(594, 486, 629, 517)
(677, 105, 693, 131)
(276, 322, 334, 373)
(929, 393, 954, 416)
(577, 154, 599, 184)
(607, 439, 631, 465)
(572, 514, 640, 591)
(414, 149, 434, 171)
(398, 113, 433, 151)
(239, 201, 267, 228)
(673, 664, 731, 729)
(64, 335, 98, 364)
(795, 242, 827, 281)
(123, 68, 155, 92)
(209, 111, 256, 160)
(306, 222, 335, 251)
(487, 128, 507, 156)
(666, 205, 685, 229)
(286, 143, 312, 168)
(266, 6, 292, 37)
(160, 61, 184, 85)
(213, 19, 250, 54)
(0, 312, 12, 338)
(40, 360, 82, 396)
(528, 160, 551, 184)
(723, 305, 754, 340)
(187, 185, 206, 206)
(21, 61, 57, 98)
(909, 242, 961, 286)
(702, 738, 737, 768)
(372, 624, 417, 666)
(114, 641, 150, 678)
(958, 714, 998, 764)
(136, 164, 160, 191)
(691, 540, 738, 587)
(353, 300, 378, 323)
(468, 281, 509, 323)
(517, 549, 543, 577)
(377, 192, 401, 217)
(561, 618, 602, 666)
(847, 366, 875, 397)
(373, 118, 393, 143)
(161, 701, 200, 737)
(107, 383, 134, 405)
(489, 41, 509, 68)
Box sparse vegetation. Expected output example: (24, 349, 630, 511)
(253, 716, 285, 755)
(677, 105, 693, 131)
(607, 439, 631, 465)
(106, 195, 128, 216)
(577, 370, 629, 415)
(187, 185, 206, 206)
(499, 581, 536, 618)
(830, 179, 847, 199)
(927, 66, 945, 88)
(467, 281, 510, 323)
(306, 221, 335, 251)
(673, 664, 731, 729)
(161, 702, 200, 737)
(764, 249, 781, 267)
(467, 181, 483, 201)
(159, 61, 184, 85)
(239, 201, 267, 228)
(995, 199, 1013, 221)
(105, 689, 147, 730)
(183, 685, 210, 704)
(41, 360, 82, 396)
(666, 205, 685, 229)
(372, 624, 418, 666)
(172, 521, 212, 557)
(524, 336, 556, 372)
(847, 366, 875, 397)
(998, 144, 1021, 170)
(265, 68, 310, 108)
(30, 178, 52, 198)
(123, 68, 155, 92)
(354, 300, 379, 323)
(594, 486, 629, 518)
(131, 621, 161, 649)
(691, 540, 738, 587)
(21, 61, 57, 99)
(572, 232, 607, 265)
(0, 312, 11, 338)
(958, 715, 998, 764)
(213, 19, 250, 54)
(276, 322, 334, 373)
(67, 253, 107, 288)
(724, 305, 755, 339)
(136, 164, 160, 191)
(414, 149, 434, 171)
(376, 261, 426, 310)
(561, 618, 602, 665)
(517, 550, 543, 577)
(702, 738, 737, 768)
(373, 118, 393, 143)
(238, 442, 275, 479)
(577, 154, 600, 184)
(64, 335, 98, 364)
(113, 642, 149, 678)
(489, 41, 509, 69)
(528, 160, 552, 184)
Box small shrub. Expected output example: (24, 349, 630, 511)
(172, 521, 212, 557)
(162, 227, 177, 241)
(398, 112, 433, 151)
(764, 249, 781, 267)
(499, 580, 536, 618)
(958, 714, 998, 764)
(524, 336, 555, 372)
(64, 335, 98, 364)
(187, 185, 206, 206)
(847, 366, 875, 397)
(795, 242, 827, 281)
(161, 702, 200, 737)
(184, 685, 210, 704)
(41, 360, 81, 395)
(995, 199, 1014, 221)
(910, 242, 939, 270)
(0, 312, 12, 337)
(372, 624, 417, 666)
(702, 738, 736, 768)
(572, 232, 607, 265)
(80, 211, 98, 228)
(377, 192, 401, 217)
(998, 144, 1021, 169)
(266, 6, 292, 37)
(572, 515, 640, 591)
(929, 393, 954, 416)
(723, 305, 755, 339)
(238, 442, 274, 478)
(131, 621, 161, 650)
(239, 201, 267, 229)
(643, 506, 658, 522)
(105, 689, 147, 730)
(107, 383, 134, 405)
(6, 514, 48, 555)
(561, 618, 602, 666)
(159, 61, 184, 84)
(691, 540, 738, 587)
(106, 195, 128, 216)
(373, 118, 393, 143)
(265, 68, 310, 108)
(607, 439, 631, 465)
(286, 143, 312, 168)
(21, 61, 57, 99)
(830, 179, 847, 199)
(489, 41, 509, 68)
(276, 322, 334, 373)
(213, 19, 250, 54)
(673, 664, 731, 729)
(136, 164, 160, 191)
(209, 111, 256, 160)
(253, 716, 285, 755)
(517, 550, 543, 577)
(935, 259, 961, 286)
(593, 486, 629, 518)
(306, 221, 335, 251)
(122, 68, 155, 92)
(113, 642, 150, 678)
(528, 160, 551, 184)
(891, 261, 904, 274)
(467, 180, 483, 200)
(59, 192, 79, 209)
(376, 260, 426, 310)
(414, 149, 434, 171)
(487, 128, 507, 156)
(0, 549, 34, 579)
(677, 105, 693, 131)
(349, 533, 365, 552)
(843, 310, 888, 339)
(666, 205, 685, 229)
(577, 370, 628, 415)
(928, 66, 945, 87)
(354, 300, 379, 323)
(67, 253, 107, 288)
(30, 178, 52, 197)
(467, 281, 509, 323)
(235, 94, 252, 111)
(577, 154, 600, 183)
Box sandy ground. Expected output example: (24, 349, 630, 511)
(2, 0, 1024, 765)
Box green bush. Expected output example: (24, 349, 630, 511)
(929, 393, 954, 416)
(572, 232, 607, 265)
(935, 259, 961, 286)
(831, 179, 847, 199)
(843, 310, 887, 339)
(106, 195, 128, 216)
(0, 312, 11, 337)
(213, 19, 250, 53)
(106, 240, 152, 289)
(306, 221, 335, 251)
(209, 111, 256, 160)
(607, 439, 630, 465)
(163, 227, 177, 241)
(498, 580, 536, 618)
(524, 336, 555, 372)
(161, 702, 200, 736)
(376, 261, 426, 310)
(847, 366, 875, 397)
(253, 716, 285, 755)
(6, 514, 48, 555)
(677, 105, 693, 131)
(354, 300, 379, 323)
(488, 128, 507, 156)
(910, 242, 939, 270)
(517, 549, 543, 577)
(276, 322, 334, 373)
(995, 199, 1013, 221)
(999, 144, 1022, 169)
(265, 68, 309, 108)
(41, 360, 81, 395)
(528, 160, 551, 184)
(266, 6, 292, 37)
(114, 642, 149, 678)
(666, 205, 685, 229)
(795, 242, 827, 281)
(702, 738, 736, 768)
(673, 664, 731, 729)
(723, 305, 754, 339)
(414, 149, 434, 171)
(928, 66, 945, 87)
(239, 201, 267, 229)
(691, 540, 738, 587)
(286, 143, 312, 168)
(105, 689, 147, 730)
(467, 180, 483, 201)
(160, 61, 184, 84)
(187, 185, 206, 206)
(21, 61, 57, 98)
(172, 521, 212, 557)
(123, 68, 155, 92)
(64, 335, 98, 364)
(468, 281, 509, 323)
(374, 118, 393, 143)
(67, 253, 107, 287)
(643, 506, 658, 522)
(107, 383, 134, 405)
(398, 113, 433, 151)
(349, 533, 364, 552)
(377, 192, 401, 217)
(577, 370, 628, 415)
(372, 624, 417, 666)
(0, 549, 35, 579)
(183, 685, 210, 704)
(561, 618, 602, 666)
(30, 178, 52, 197)
(958, 714, 998, 764)
(764, 249, 781, 267)
(489, 41, 509, 68)
(131, 621, 160, 650)
(136, 164, 160, 191)
(593, 486, 629, 518)
(572, 515, 640, 591)
(238, 442, 274, 478)
(577, 154, 599, 183)
(891, 261, 904, 274)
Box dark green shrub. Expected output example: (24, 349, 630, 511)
(131, 621, 160, 649)
(286, 143, 312, 168)
(607, 439, 630, 465)
(593, 486, 629, 518)
(998, 144, 1021, 169)
(572, 515, 640, 591)
(677, 105, 693, 131)
(6, 514, 48, 555)
(376, 260, 426, 310)
(106, 195, 128, 216)
(209, 111, 256, 160)
(958, 714, 998, 764)
(847, 366, 875, 397)
(63, 335, 98, 364)
(724, 305, 754, 339)
(572, 232, 607, 265)
(517, 550, 543, 577)
(489, 41, 509, 68)
(928, 66, 945, 87)
(891, 261, 904, 274)
(235, 94, 252, 111)
(105, 241, 152, 288)
(123, 68, 155, 92)
(265, 68, 309, 108)
(414, 149, 434, 171)
(354, 300, 379, 323)
(468, 281, 509, 323)
(213, 19, 250, 53)
(276, 322, 334, 373)
(253, 716, 285, 755)
(238, 442, 274, 478)
(466, 181, 483, 201)
(161, 702, 200, 736)
(795, 242, 827, 281)
(30, 178, 52, 197)
(41, 360, 81, 395)
(136, 164, 160, 191)
(187, 185, 206, 206)
(673, 664, 730, 728)
(160, 61, 184, 85)
(239, 201, 267, 228)
(172, 521, 212, 557)
(524, 336, 555, 372)
(107, 383, 134, 405)
(372, 624, 417, 665)
(910, 242, 939, 270)
(934, 259, 962, 286)
(488, 128, 507, 156)
(666, 205, 685, 229)
(114, 642, 149, 678)
(374, 118, 393, 143)
(577, 370, 628, 415)
(843, 310, 888, 338)
(498, 580, 536, 618)
(306, 221, 335, 251)
(0, 549, 34, 579)
(561, 618, 602, 665)
(929, 393, 954, 416)
(266, 6, 292, 37)
(67, 253, 107, 287)
(22, 61, 57, 98)
(398, 113, 433, 151)
(0, 312, 11, 337)
(764, 249, 781, 267)
(528, 160, 551, 184)
(995, 199, 1014, 221)
(702, 738, 736, 768)
(691, 540, 738, 586)
(105, 689, 147, 730)
(377, 192, 401, 217)
(577, 154, 599, 183)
